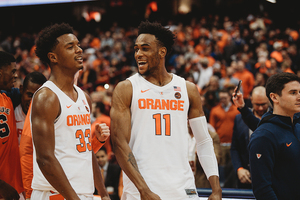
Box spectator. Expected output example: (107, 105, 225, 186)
(196, 57, 213, 90)
(230, 86, 269, 189)
(219, 67, 240, 90)
(233, 60, 255, 106)
(95, 147, 121, 200)
(209, 88, 240, 187)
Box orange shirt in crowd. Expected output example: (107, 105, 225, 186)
(209, 103, 240, 144)
(254, 59, 271, 74)
(232, 70, 255, 99)
(270, 51, 283, 63)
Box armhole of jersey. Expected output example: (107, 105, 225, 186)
(183, 79, 190, 106)
(32, 84, 62, 124)
(127, 77, 135, 112)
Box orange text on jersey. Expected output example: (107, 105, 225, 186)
(138, 99, 184, 111)
(67, 114, 91, 126)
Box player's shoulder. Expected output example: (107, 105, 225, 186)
(33, 87, 59, 106)
(114, 79, 132, 94)
(185, 80, 200, 97)
(111, 80, 133, 107)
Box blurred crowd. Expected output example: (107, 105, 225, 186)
(1, 13, 300, 106)
(1, 11, 300, 189)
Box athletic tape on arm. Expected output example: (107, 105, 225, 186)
(189, 116, 219, 178)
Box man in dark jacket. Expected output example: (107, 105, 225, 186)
(95, 147, 121, 200)
(248, 72, 300, 200)
(231, 86, 269, 189)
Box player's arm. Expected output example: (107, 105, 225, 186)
(84, 93, 110, 200)
(92, 152, 110, 200)
(110, 80, 161, 200)
(0, 179, 19, 200)
(83, 92, 110, 154)
(31, 88, 80, 200)
(186, 81, 222, 200)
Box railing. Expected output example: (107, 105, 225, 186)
(197, 188, 255, 199)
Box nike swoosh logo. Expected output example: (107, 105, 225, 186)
(141, 89, 150, 93)
(16, 120, 23, 123)
(2, 141, 8, 144)
(286, 142, 292, 147)
(66, 105, 72, 108)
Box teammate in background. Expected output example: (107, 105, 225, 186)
(30, 23, 110, 200)
(15, 72, 47, 143)
(249, 72, 300, 199)
(0, 51, 24, 200)
(110, 21, 221, 200)
(17, 72, 47, 199)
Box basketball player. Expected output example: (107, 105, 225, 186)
(30, 23, 110, 200)
(110, 21, 222, 200)
(15, 72, 47, 143)
(0, 51, 24, 200)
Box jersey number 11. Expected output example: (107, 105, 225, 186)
(153, 113, 170, 136)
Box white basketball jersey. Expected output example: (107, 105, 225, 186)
(31, 81, 94, 195)
(14, 104, 25, 144)
(123, 73, 199, 200)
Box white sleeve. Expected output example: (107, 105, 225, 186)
(189, 116, 219, 179)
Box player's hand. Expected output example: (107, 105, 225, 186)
(232, 86, 245, 109)
(208, 189, 222, 200)
(0, 180, 20, 200)
(95, 123, 110, 143)
(237, 168, 251, 184)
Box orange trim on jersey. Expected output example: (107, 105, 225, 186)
(49, 194, 64, 200)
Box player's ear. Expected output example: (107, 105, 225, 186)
(48, 52, 57, 64)
(269, 93, 278, 104)
(159, 47, 167, 58)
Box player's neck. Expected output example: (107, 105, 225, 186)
(145, 67, 172, 86)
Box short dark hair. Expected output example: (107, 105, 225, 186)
(0, 51, 16, 69)
(99, 146, 107, 154)
(266, 72, 300, 106)
(219, 88, 230, 95)
(35, 23, 74, 66)
(23, 71, 47, 90)
(96, 101, 106, 114)
(138, 21, 175, 55)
